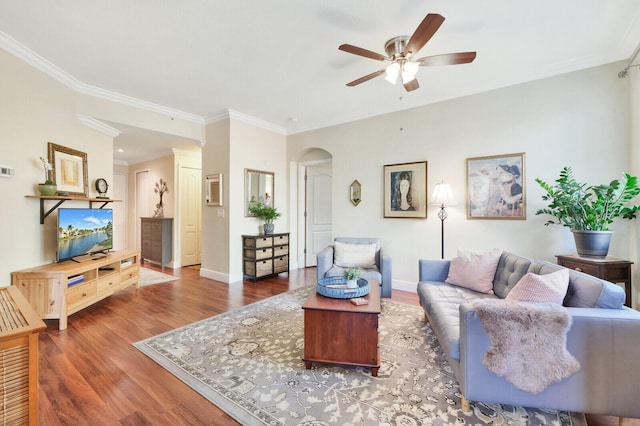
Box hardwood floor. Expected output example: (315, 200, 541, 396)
(37, 266, 635, 425)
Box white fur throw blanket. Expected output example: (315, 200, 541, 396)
(471, 299, 580, 394)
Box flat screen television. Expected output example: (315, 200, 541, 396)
(57, 208, 113, 262)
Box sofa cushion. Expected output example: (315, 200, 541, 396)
(417, 281, 496, 361)
(528, 261, 625, 309)
(492, 252, 533, 298)
(333, 241, 377, 268)
(505, 269, 569, 304)
(445, 248, 502, 294)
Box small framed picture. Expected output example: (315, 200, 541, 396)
(384, 161, 428, 218)
(48, 142, 89, 197)
(466, 152, 525, 219)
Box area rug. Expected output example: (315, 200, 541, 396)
(134, 286, 586, 425)
(138, 267, 178, 287)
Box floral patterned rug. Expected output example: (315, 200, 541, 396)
(134, 286, 586, 425)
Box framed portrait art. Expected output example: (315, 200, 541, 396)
(384, 161, 428, 218)
(48, 142, 89, 197)
(466, 152, 525, 219)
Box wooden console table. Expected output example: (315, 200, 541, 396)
(302, 281, 380, 376)
(556, 254, 633, 307)
(0, 286, 46, 425)
(11, 250, 140, 330)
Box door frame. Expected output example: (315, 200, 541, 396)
(297, 159, 332, 268)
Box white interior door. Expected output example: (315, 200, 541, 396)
(305, 165, 332, 266)
(112, 172, 127, 250)
(180, 166, 201, 266)
(135, 170, 151, 251)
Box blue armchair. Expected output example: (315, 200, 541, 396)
(316, 237, 392, 297)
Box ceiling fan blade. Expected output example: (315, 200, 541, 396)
(417, 51, 477, 66)
(403, 78, 420, 92)
(346, 69, 385, 87)
(339, 44, 387, 61)
(404, 13, 445, 56)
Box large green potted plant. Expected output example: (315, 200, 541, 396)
(535, 166, 640, 256)
(248, 200, 282, 235)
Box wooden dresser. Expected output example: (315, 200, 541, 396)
(242, 233, 289, 281)
(11, 250, 140, 330)
(141, 217, 173, 271)
(0, 286, 46, 425)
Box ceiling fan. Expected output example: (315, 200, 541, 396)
(339, 13, 476, 92)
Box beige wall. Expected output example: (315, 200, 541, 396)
(0, 49, 114, 281)
(200, 118, 287, 283)
(288, 62, 636, 297)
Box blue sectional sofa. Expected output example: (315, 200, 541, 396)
(417, 251, 640, 420)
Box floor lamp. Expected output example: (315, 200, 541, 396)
(430, 181, 457, 259)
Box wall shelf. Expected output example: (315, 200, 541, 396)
(25, 195, 122, 224)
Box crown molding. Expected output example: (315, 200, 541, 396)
(77, 115, 121, 137)
(205, 109, 287, 135)
(171, 148, 201, 158)
(0, 30, 205, 125)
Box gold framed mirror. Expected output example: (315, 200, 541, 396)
(245, 169, 274, 215)
(206, 173, 223, 206)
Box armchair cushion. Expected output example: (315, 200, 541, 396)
(333, 241, 377, 268)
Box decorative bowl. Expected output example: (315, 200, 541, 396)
(317, 277, 370, 299)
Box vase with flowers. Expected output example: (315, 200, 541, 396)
(38, 156, 57, 196)
(153, 179, 168, 218)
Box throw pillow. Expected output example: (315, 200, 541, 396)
(445, 248, 502, 294)
(506, 269, 570, 305)
(333, 241, 377, 268)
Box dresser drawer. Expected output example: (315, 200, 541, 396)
(120, 267, 139, 288)
(97, 274, 120, 296)
(244, 236, 272, 249)
(274, 255, 288, 273)
(273, 234, 289, 245)
(67, 281, 97, 312)
(244, 247, 273, 260)
(244, 259, 273, 278)
(558, 260, 600, 276)
(274, 245, 288, 257)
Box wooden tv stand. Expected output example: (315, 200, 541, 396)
(11, 250, 140, 331)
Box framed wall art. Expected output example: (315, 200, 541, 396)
(350, 179, 362, 206)
(384, 161, 428, 218)
(466, 152, 525, 219)
(47, 142, 88, 197)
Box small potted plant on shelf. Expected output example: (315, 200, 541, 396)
(37, 156, 57, 196)
(535, 166, 640, 257)
(343, 267, 361, 289)
(248, 200, 282, 235)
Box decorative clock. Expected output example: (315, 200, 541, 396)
(95, 178, 109, 199)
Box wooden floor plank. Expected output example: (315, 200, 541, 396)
(36, 265, 637, 425)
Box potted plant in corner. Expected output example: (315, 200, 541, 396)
(535, 166, 640, 257)
(248, 200, 282, 235)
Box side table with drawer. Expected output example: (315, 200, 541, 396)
(242, 233, 289, 281)
(556, 254, 633, 307)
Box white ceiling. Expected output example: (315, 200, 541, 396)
(2, 1, 640, 164)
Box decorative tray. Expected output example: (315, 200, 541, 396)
(317, 277, 370, 299)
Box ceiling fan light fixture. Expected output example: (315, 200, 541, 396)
(401, 61, 419, 84)
(385, 62, 400, 84)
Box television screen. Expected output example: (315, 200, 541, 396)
(57, 208, 113, 262)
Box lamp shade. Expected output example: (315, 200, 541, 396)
(430, 182, 457, 206)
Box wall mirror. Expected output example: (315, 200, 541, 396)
(206, 173, 223, 206)
(245, 168, 274, 216)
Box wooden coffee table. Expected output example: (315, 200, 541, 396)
(302, 280, 381, 376)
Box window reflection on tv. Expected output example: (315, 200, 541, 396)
(57, 208, 113, 262)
